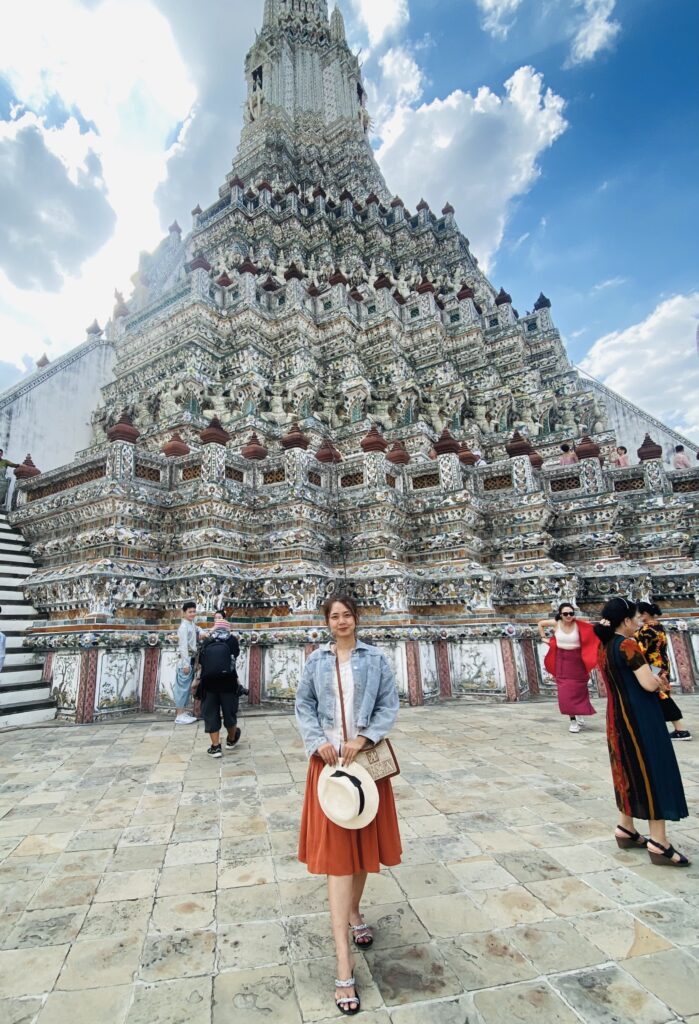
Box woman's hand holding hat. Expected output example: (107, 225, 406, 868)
(316, 742, 339, 766)
(341, 736, 369, 767)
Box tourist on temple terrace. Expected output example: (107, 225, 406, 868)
(198, 610, 241, 758)
(538, 602, 599, 732)
(559, 443, 578, 466)
(175, 600, 202, 724)
(611, 445, 630, 467)
(672, 444, 692, 470)
(295, 594, 401, 1016)
(636, 602, 691, 741)
(595, 597, 690, 866)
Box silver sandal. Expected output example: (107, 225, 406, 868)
(335, 977, 361, 1016)
(350, 921, 374, 948)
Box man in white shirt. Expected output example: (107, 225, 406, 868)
(175, 601, 201, 724)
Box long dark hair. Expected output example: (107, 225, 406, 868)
(638, 601, 661, 618)
(554, 602, 575, 621)
(593, 596, 638, 644)
(322, 593, 359, 625)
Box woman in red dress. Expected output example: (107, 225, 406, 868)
(539, 602, 599, 732)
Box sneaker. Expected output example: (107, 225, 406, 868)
(207, 744, 222, 758)
(569, 721, 581, 733)
(226, 727, 241, 749)
(576, 718, 586, 728)
(670, 730, 692, 741)
(175, 713, 197, 725)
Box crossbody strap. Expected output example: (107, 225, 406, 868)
(335, 656, 349, 744)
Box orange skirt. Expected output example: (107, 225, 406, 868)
(298, 756, 403, 875)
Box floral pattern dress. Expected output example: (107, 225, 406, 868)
(635, 623, 682, 723)
(599, 636, 687, 821)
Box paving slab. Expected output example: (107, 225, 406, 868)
(474, 980, 581, 1023)
(621, 947, 699, 1017)
(0, 700, 696, 1021)
(37, 985, 133, 1024)
(0, 997, 44, 1024)
(551, 964, 676, 1024)
(127, 976, 212, 1024)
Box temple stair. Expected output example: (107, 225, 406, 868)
(0, 513, 56, 729)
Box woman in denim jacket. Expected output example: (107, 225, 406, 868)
(296, 594, 402, 1015)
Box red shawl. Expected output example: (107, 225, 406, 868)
(544, 619, 599, 676)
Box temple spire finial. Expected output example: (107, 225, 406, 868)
(331, 4, 346, 42)
(264, 0, 329, 27)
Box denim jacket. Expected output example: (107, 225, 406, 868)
(295, 639, 400, 758)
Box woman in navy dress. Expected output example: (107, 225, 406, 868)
(595, 597, 690, 867)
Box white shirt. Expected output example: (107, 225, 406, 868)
(324, 660, 357, 753)
(177, 619, 200, 666)
(555, 623, 581, 650)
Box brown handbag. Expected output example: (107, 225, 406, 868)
(335, 658, 400, 782)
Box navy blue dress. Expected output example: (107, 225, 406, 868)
(600, 636, 688, 822)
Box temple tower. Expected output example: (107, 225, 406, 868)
(231, 2, 388, 197)
(6, 0, 698, 721)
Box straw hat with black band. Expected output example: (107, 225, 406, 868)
(317, 761, 380, 830)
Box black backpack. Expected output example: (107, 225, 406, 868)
(199, 633, 237, 678)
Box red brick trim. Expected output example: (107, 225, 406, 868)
(141, 647, 160, 712)
(248, 644, 262, 705)
(521, 638, 540, 697)
(405, 641, 424, 706)
(41, 652, 54, 684)
(435, 640, 452, 698)
(500, 639, 518, 702)
(76, 649, 99, 724)
(670, 631, 696, 694)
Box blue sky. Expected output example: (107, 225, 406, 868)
(0, 0, 697, 437)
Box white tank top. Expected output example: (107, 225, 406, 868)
(324, 660, 357, 753)
(556, 623, 581, 650)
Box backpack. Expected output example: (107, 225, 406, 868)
(199, 633, 237, 678)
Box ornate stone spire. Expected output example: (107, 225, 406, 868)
(230, 0, 388, 199)
(330, 4, 346, 42)
(264, 0, 329, 26)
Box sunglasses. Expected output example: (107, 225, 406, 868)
(561, 612, 575, 617)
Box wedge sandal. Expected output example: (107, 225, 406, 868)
(647, 839, 691, 867)
(615, 825, 649, 849)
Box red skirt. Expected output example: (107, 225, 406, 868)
(555, 648, 596, 717)
(298, 756, 403, 876)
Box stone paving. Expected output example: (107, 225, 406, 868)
(0, 698, 698, 1024)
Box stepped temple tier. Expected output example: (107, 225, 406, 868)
(3, 0, 698, 723)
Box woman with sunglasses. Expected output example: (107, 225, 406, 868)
(538, 603, 599, 732)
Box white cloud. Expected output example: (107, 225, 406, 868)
(0, 0, 196, 373)
(567, 0, 621, 65)
(376, 66, 567, 269)
(473, 0, 524, 40)
(475, 0, 621, 66)
(0, 114, 115, 290)
(152, 0, 261, 230)
(580, 293, 699, 442)
(592, 275, 627, 292)
(367, 46, 425, 137)
(510, 231, 530, 251)
(349, 0, 409, 47)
